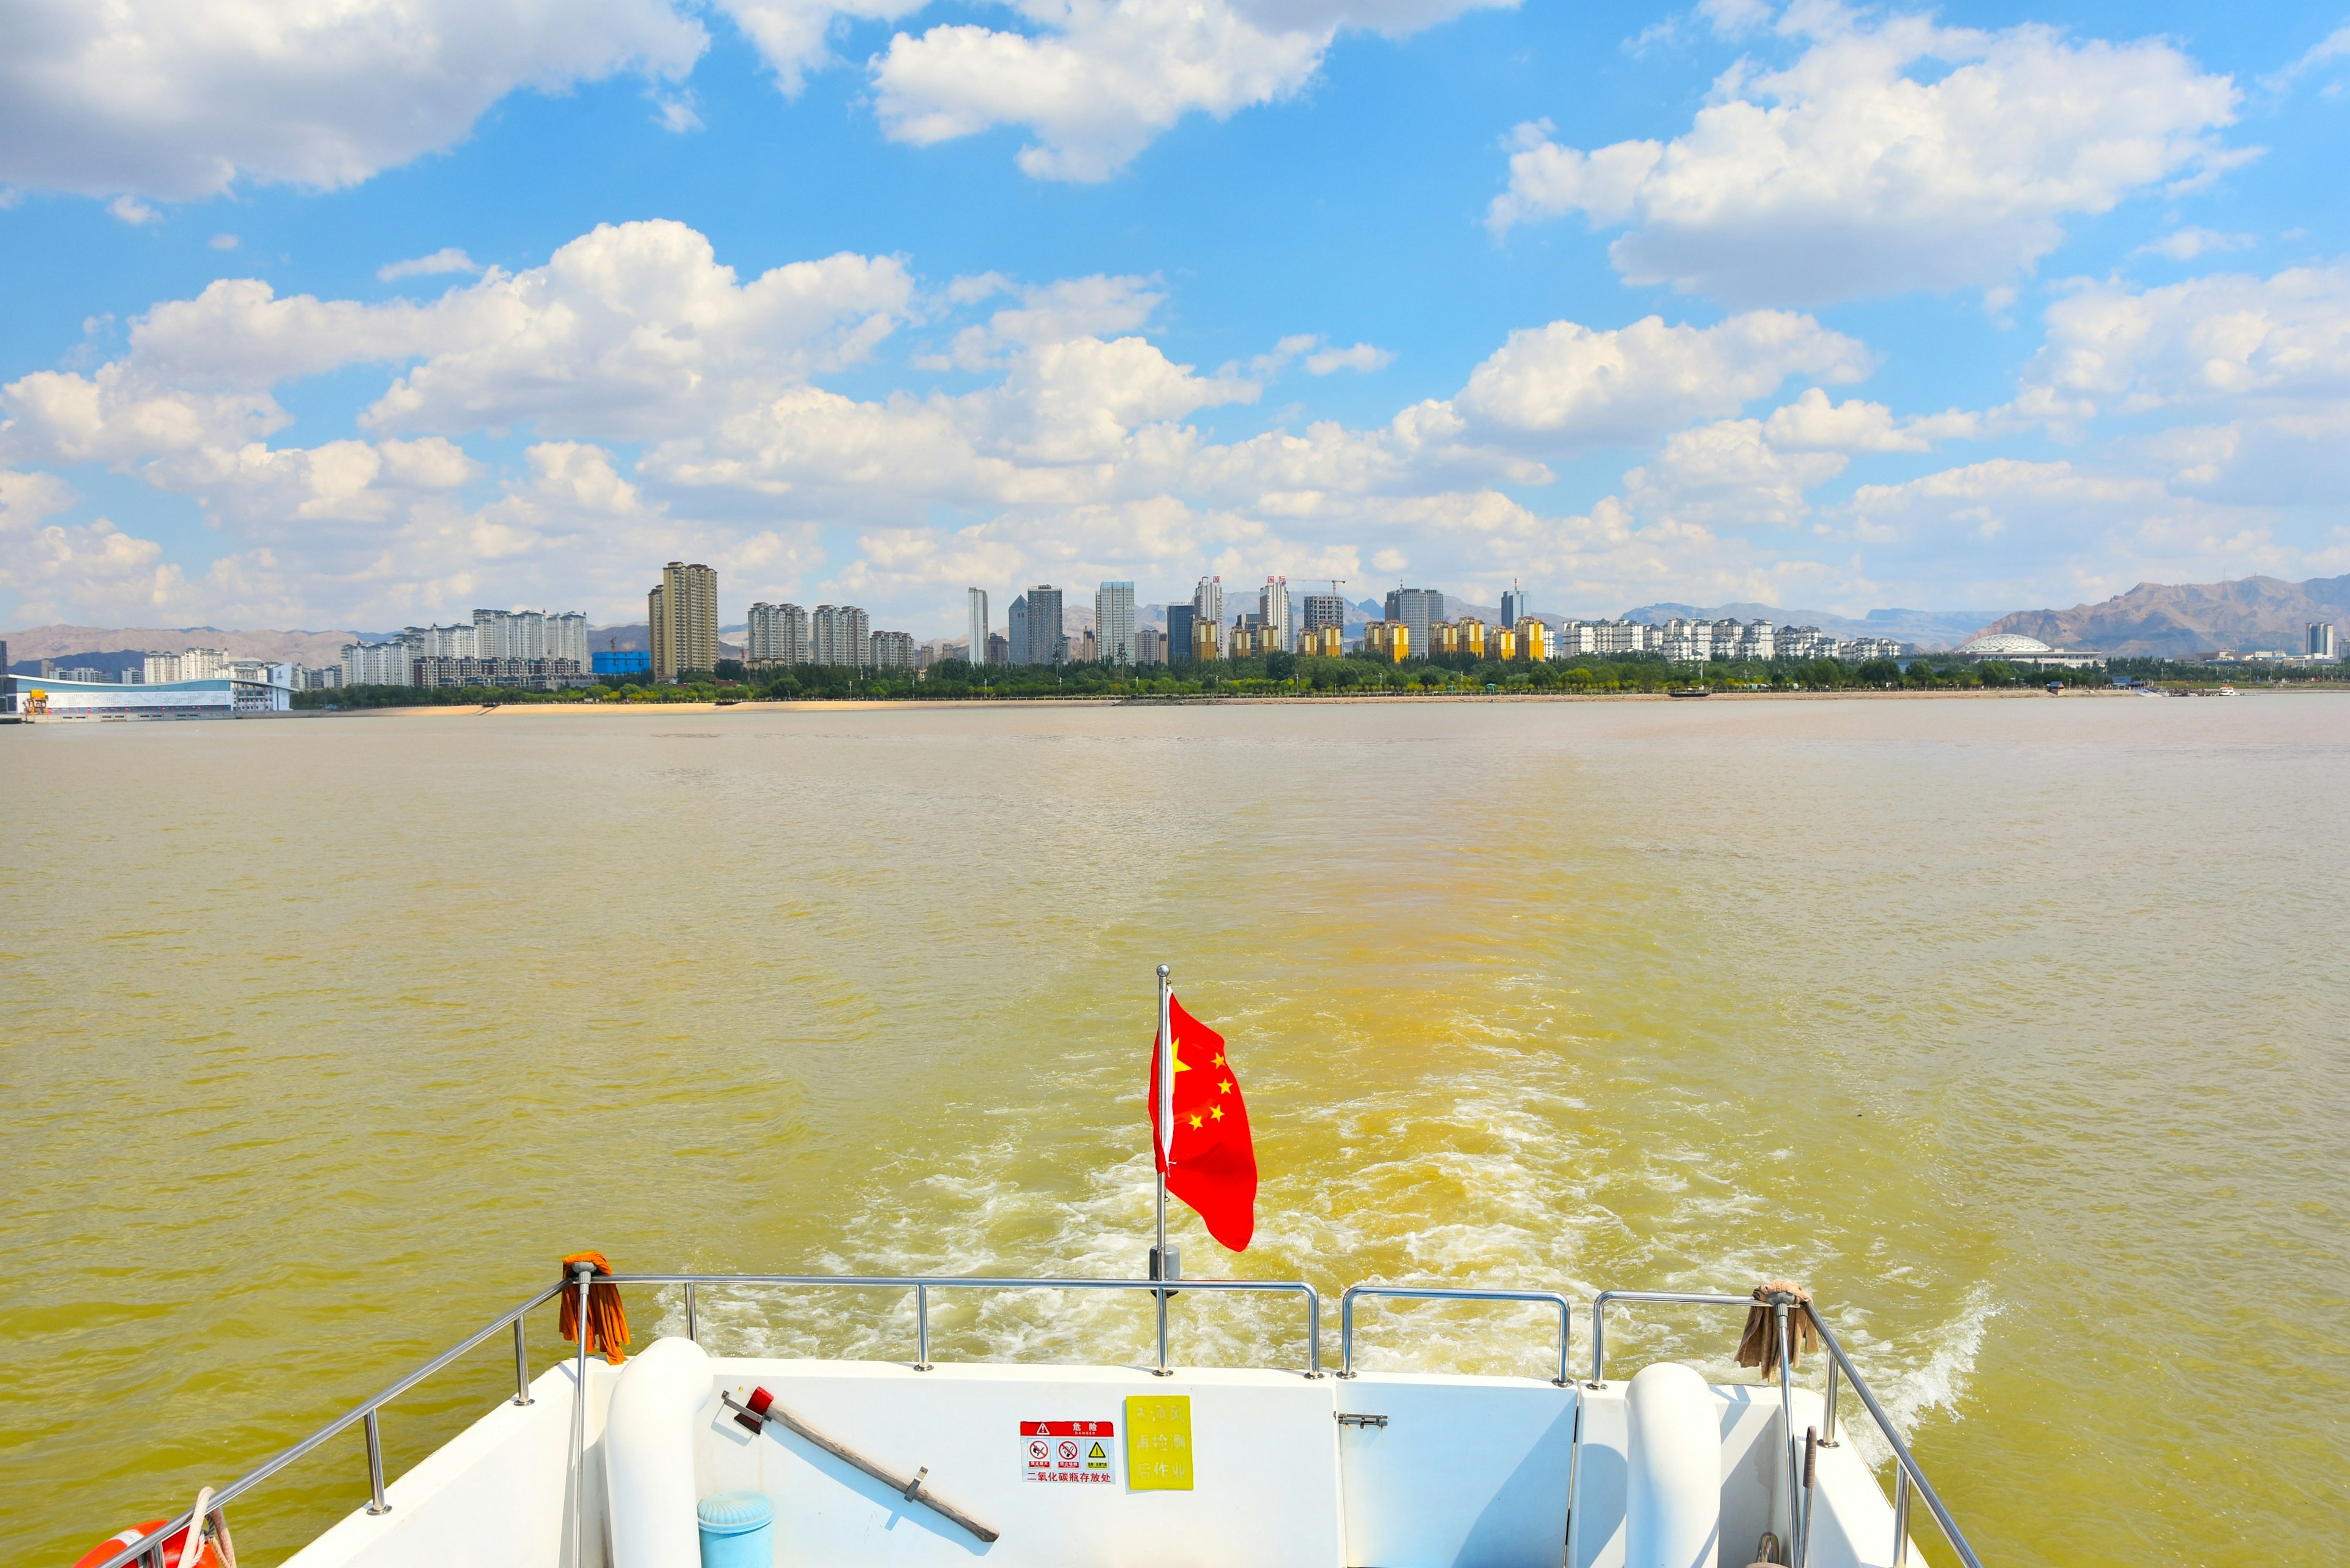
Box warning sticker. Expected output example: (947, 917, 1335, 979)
(1021, 1420, 1117, 1484)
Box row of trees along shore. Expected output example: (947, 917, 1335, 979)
(291, 651, 2350, 709)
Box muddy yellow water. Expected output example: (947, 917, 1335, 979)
(5, 698, 2346, 1567)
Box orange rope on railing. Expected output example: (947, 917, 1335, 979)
(558, 1252, 631, 1364)
(1735, 1279, 1818, 1380)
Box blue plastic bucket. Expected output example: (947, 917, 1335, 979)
(697, 1490, 775, 1568)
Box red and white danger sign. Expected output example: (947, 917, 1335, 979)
(1020, 1419, 1116, 1484)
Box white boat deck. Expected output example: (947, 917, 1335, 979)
(279, 1353, 1926, 1568)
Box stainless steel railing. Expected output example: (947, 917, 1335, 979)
(1590, 1289, 1986, 1568)
(89, 1270, 1320, 1568)
(1337, 1285, 1575, 1384)
(595, 1272, 1324, 1378)
(93, 1279, 572, 1568)
(94, 1272, 1980, 1568)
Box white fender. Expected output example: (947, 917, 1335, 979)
(1624, 1362, 1721, 1568)
(603, 1336, 714, 1568)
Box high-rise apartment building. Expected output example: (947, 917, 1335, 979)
(649, 561, 718, 680)
(1300, 592, 1346, 643)
(1259, 577, 1291, 654)
(471, 609, 589, 666)
(2311, 622, 2339, 660)
(1500, 582, 1527, 629)
(1008, 594, 1031, 666)
(144, 648, 230, 683)
(1095, 581, 1137, 666)
(1027, 585, 1065, 665)
(1383, 588, 1442, 661)
(746, 602, 811, 664)
(1136, 627, 1166, 665)
(869, 630, 917, 672)
(812, 604, 871, 666)
(340, 641, 412, 686)
(968, 589, 990, 669)
(1193, 577, 1224, 659)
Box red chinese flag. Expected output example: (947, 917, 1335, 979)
(1148, 996, 1256, 1252)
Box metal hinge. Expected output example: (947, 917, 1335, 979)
(1335, 1412, 1389, 1428)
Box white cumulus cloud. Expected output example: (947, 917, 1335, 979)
(379, 248, 483, 282)
(2022, 266, 2350, 415)
(1305, 342, 1393, 375)
(0, 0, 707, 201)
(1451, 310, 1870, 450)
(2135, 228, 2255, 261)
(871, 0, 1510, 181)
(714, 0, 930, 94)
(1489, 11, 2245, 306)
(923, 275, 1166, 369)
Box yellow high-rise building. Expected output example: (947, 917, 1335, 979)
(1457, 618, 1486, 659)
(1363, 621, 1410, 662)
(1492, 628, 1517, 662)
(1192, 618, 1221, 662)
(1516, 617, 1553, 662)
(649, 561, 718, 681)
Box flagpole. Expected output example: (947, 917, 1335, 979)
(1154, 962, 1173, 1376)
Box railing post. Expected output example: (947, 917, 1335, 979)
(1774, 1298, 1799, 1565)
(1302, 1285, 1322, 1379)
(1819, 1350, 1840, 1447)
(685, 1281, 698, 1345)
(1589, 1297, 1608, 1387)
(1337, 1290, 1357, 1378)
(1892, 1463, 1912, 1568)
(362, 1409, 390, 1515)
(914, 1283, 931, 1371)
(513, 1316, 533, 1406)
(1553, 1299, 1572, 1387)
(1154, 1281, 1171, 1376)
(570, 1264, 593, 1568)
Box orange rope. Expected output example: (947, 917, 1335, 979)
(558, 1252, 631, 1365)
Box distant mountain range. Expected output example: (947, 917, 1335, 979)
(2, 622, 364, 674)
(1975, 575, 2350, 658)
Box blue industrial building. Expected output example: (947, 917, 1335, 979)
(593, 649, 650, 676)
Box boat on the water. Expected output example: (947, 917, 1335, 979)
(83, 1265, 1981, 1568)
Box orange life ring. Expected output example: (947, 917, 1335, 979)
(73, 1520, 223, 1568)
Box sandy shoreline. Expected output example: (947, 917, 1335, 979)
(300, 685, 2318, 717)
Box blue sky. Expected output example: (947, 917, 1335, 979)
(1, 0, 2346, 636)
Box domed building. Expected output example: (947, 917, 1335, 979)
(1958, 632, 2055, 655)
(1956, 630, 2104, 668)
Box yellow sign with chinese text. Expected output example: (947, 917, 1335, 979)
(1124, 1394, 1193, 1491)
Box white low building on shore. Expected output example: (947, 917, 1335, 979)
(7, 673, 293, 720)
(1954, 633, 2104, 668)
